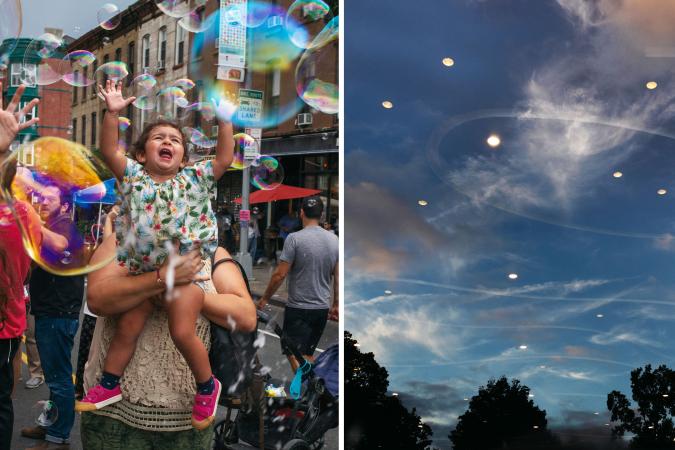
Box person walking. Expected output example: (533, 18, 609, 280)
(257, 196, 339, 370)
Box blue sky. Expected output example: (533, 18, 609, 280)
(346, 0, 675, 446)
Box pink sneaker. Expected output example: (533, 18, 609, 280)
(75, 384, 123, 412)
(191, 377, 222, 430)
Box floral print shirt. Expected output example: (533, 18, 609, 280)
(116, 158, 217, 273)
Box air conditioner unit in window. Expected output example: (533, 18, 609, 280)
(267, 15, 283, 28)
(211, 125, 219, 136)
(297, 113, 313, 127)
(157, 60, 165, 70)
(142, 66, 151, 74)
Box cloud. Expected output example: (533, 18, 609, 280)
(589, 326, 663, 348)
(347, 303, 465, 362)
(345, 181, 499, 278)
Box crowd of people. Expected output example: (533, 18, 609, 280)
(0, 83, 339, 450)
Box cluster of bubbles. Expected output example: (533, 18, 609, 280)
(0, 137, 117, 275)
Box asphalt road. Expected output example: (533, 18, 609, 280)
(10, 301, 338, 450)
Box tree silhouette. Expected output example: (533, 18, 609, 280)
(344, 331, 433, 450)
(607, 364, 675, 449)
(450, 376, 554, 450)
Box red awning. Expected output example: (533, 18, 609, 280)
(233, 184, 322, 204)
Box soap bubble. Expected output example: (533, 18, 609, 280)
(183, 126, 216, 150)
(61, 50, 97, 87)
(178, 5, 215, 33)
(232, 133, 258, 170)
(118, 116, 131, 152)
(190, 8, 306, 129)
(0, 0, 22, 71)
(295, 16, 338, 114)
(251, 156, 284, 190)
(97, 3, 121, 31)
(172, 78, 195, 92)
(285, 0, 333, 49)
(0, 137, 117, 275)
(154, 0, 205, 18)
(130, 73, 158, 110)
(35, 401, 58, 427)
(22, 33, 65, 86)
(222, 1, 272, 28)
(95, 61, 129, 99)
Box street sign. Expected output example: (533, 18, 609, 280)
(239, 209, 250, 221)
(237, 89, 264, 124)
(218, 0, 247, 82)
(244, 127, 262, 160)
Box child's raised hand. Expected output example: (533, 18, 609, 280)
(211, 97, 238, 123)
(98, 80, 136, 114)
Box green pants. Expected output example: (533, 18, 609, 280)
(81, 412, 214, 450)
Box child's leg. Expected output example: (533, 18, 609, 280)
(167, 284, 211, 383)
(103, 300, 154, 377)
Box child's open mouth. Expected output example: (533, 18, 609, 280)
(159, 148, 173, 160)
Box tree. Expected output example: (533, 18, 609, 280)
(344, 331, 433, 450)
(450, 376, 554, 450)
(607, 364, 675, 449)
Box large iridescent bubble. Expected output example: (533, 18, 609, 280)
(0, 137, 117, 275)
(190, 7, 306, 129)
(295, 16, 338, 114)
(285, 0, 333, 49)
(0, 0, 22, 71)
(251, 156, 284, 190)
(61, 50, 97, 87)
(21, 33, 64, 86)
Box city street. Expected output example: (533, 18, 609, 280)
(10, 300, 338, 450)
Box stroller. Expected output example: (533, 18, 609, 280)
(213, 311, 339, 450)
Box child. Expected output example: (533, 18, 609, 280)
(75, 80, 236, 430)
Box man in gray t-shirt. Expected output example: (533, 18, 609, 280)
(258, 196, 339, 369)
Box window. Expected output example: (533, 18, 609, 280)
(128, 42, 135, 77)
(158, 27, 167, 69)
(20, 144, 34, 167)
(266, 70, 281, 127)
(115, 48, 121, 62)
(142, 34, 150, 70)
(81, 115, 86, 146)
(19, 100, 37, 126)
(72, 118, 77, 141)
(82, 67, 88, 100)
(11, 63, 35, 87)
(175, 21, 185, 65)
(91, 112, 97, 148)
(72, 72, 79, 103)
(90, 61, 98, 97)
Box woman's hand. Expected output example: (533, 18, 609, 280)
(157, 248, 208, 286)
(98, 80, 136, 114)
(0, 83, 39, 152)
